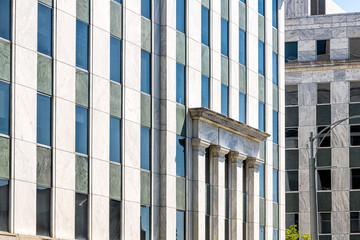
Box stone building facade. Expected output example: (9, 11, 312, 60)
(0, 0, 284, 239)
(285, 1, 360, 239)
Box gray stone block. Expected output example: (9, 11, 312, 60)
(221, 56, 229, 85)
(141, 18, 152, 52)
(0, 137, 9, 179)
(141, 93, 151, 128)
(37, 146, 52, 187)
(176, 32, 186, 65)
(110, 2, 122, 39)
(201, 45, 210, 77)
(37, 54, 53, 95)
(76, 155, 88, 194)
(0, 40, 11, 82)
(176, 178, 186, 211)
(110, 163, 121, 200)
(141, 171, 151, 205)
(76, 0, 89, 24)
(76, 69, 89, 107)
(110, 82, 122, 118)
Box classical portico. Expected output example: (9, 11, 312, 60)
(189, 108, 269, 240)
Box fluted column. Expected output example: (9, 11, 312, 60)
(246, 157, 264, 240)
(228, 151, 247, 240)
(190, 138, 211, 240)
(211, 145, 230, 240)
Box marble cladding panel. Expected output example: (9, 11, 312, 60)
(273, 28, 278, 54)
(218, 128, 259, 157)
(124, 166, 140, 202)
(141, 93, 151, 128)
(56, 10, 76, 66)
(37, 54, 52, 95)
(110, 82, 122, 118)
(125, 10, 141, 49)
(55, 188, 75, 239)
(75, 155, 88, 194)
(188, 38, 201, 72)
(176, 104, 186, 136)
(331, 81, 349, 104)
(93, 0, 109, 32)
(176, 32, 186, 65)
(221, 0, 229, 20)
(0, 40, 11, 82)
(299, 83, 317, 106)
(313, 28, 332, 40)
(331, 125, 349, 148)
(0, 137, 10, 179)
(15, 0, 37, 50)
(15, 46, 37, 89)
(285, 71, 302, 84)
(285, 30, 299, 42)
(333, 147, 349, 168)
(124, 120, 140, 168)
(92, 156, 109, 197)
(330, 38, 348, 50)
(201, 45, 210, 77)
(239, 2, 246, 31)
(141, 18, 151, 52)
(93, 27, 110, 80)
(299, 148, 310, 170)
(76, 0, 89, 23)
(91, 195, 109, 240)
(110, 2, 122, 39)
(346, 26, 360, 38)
(298, 169, 309, 192)
(258, 15, 265, 43)
(75, 69, 89, 107)
(124, 87, 141, 123)
(298, 191, 309, 213)
(332, 191, 349, 212)
(239, 65, 246, 93)
(55, 149, 75, 190)
(93, 76, 109, 113)
(221, 56, 229, 85)
(195, 120, 219, 144)
(39, 0, 52, 7)
(331, 49, 349, 61)
(258, 75, 265, 102)
(110, 163, 121, 200)
(273, 86, 279, 111)
(299, 29, 314, 41)
(332, 168, 350, 191)
(332, 212, 350, 234)
(298, 50, 316, 62)
(188, 68, 201, 108)
(123, 201, 140, 239)
(14, 140, 36, 183)
(176, 178, 186, 211)
(273, 203, 279, 229)
(188, 0, 201, 43)
(140, 171, 151, 205)
(36, 146, 52, 187)
(55, 98, 75, 152)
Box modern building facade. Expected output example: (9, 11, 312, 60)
(0, 0, 284, 239)
(285, 0, 360, 239)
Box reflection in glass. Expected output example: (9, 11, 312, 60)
(286, 171, 298, 191)
(75, 193, 88, 240)
(239, 29, 246, 66)
(141, 50, 151, 94)
(176, 0, 185, 33)
(76, 20, 89, 70)
(0, 0, 10, 40)
(0, 81, 10, 135)
(318, 213, 331, 234)
(141, 126, 151, 170)
(141, 0, 151, 19)
(201, 6, 209, 46)
(36, 187, 51, 236)
(285, 128, 298, 148)
(221, 18, 228, 57)
(140, 206, 150, 240)
(317, 170, 331, 190)
(37, 94, 51, 146)
(285, 42, 298, 63)
(0, 179, 9, 232)
(239, 92, 246, 123)
(110, 36, 121, 83)
(110, 200, 121, 240)
(317, 83, 330, 104)
(76, 106, 88, 154)
(201, 75, 209, 108)
(285, 85, 298, 106)
(176, 136, 185, 177)
(110, 117, 121, 163)
(273, 169, 278, 202)
(221, 84, 228, 116)
(258, 102, 265, 131)
(258, 41, 265, 75)
(176, 210, 185, 240)
(176, 63, 185, 105)
(38, 3, 52, 56)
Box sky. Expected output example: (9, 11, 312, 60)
(333, 0, 360, 13)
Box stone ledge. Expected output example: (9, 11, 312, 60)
(286, 59, 360, 70)
(0, 232, 72, 240)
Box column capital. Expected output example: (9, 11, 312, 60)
(228, 151, 247, 164)
(246, 157, 264, 172)
(211, 145, 230, 160)
(192, 138, 211, 154)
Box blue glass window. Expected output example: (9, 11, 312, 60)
(239, 92, 246, 123)
(114, 0, 122, 3)
(176, 210, 185, 240)
(258, 0, 264, 15)
(273, 169, 278, 202)
(110, 117, 121, 163)
(240, 0, 245, 3)
(110, 36, 121, 83)
(141, 50, 151, 94)
(141, 0, 151, 19)
(273, 229, 279, 240)
(37, 94, 51, 146)
(201, 6, 209, 46)
(260, 226, 265, 240)
(272, 53, 278, 85)
(176, 0, 185, 33)
(0, 81, 10, 135)
(76, 106, 88, 154)
(273, 111, 278, 144)
(258, 101, 265, 131)
(76, 20, 89, 70)
(285, 42, 298, 63)
(259, 164, 264, 198)
(239, 29, 246, 66)
(221, 84, 228, 116)
(221, 18, 228, 57)
(176, 136, 185, 177)
(258, 41, 264, 76)
(38, 4, 52, 56)
(141, 126, 151, 171)
(272, 0, 277, 28)
(176, 63, 185, 105)
(201, 75, 209, 108)
(0, 179, 9, 232)
(0, 0, 11, 40)
(140, 206, 150, 240)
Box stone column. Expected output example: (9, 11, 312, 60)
(228, 151, 247, 240)
(211, 145, 230, 240)
(246, 157, 264, 240)
(190, 138, 211, 240)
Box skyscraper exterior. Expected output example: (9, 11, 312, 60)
(0, 0, 284, 239)
(285, 0, 360, 239)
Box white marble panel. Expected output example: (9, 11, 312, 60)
(15, 46, 37, 90)
(93, 0, 110, 32)
(55, 188, 75, 239)
(299, 191, 310, 213)
(15, 0, 37, 50)
(124, 87, 140, 123)
(165, 131, 176, 176)
(124, 43, 140, 91)
(57, 10, 76, 66)
(188, 39, 201, 72)
(56, 62, 76, 102)
(247, 95, 259, 129)
(212, 78, 221, 113)
(332, 212, 350, 234)
(91, 195, 109, 240)
(332, 191, 349, 212)
(124, 201, 140, 239)
(57, 0, 76, 17)
(332, 148, 349, 168)
(188, 0, 201, 43)
(14, 139, 36, 183)
(55, 149, 75, 190)
(332, 168, 350, 191)
(93, 76, 110, 113)
(212, 51, 221, 81)
(165, 57, 177, 102)
(299, 105, 316, 127)
(298, 50, 316, 62)
(92, 159, 109, 197)
(125, 0, 140, 15)
(212, 12, 221, 54)
(331, 125, 349, 148)
(230, 87, 239, 121)
(124, 120, 140, 168)
(330, 48, 349, 60)
(124, 9, 141, 47)
(188, 67, 201, 108)
(299, 83, 317, 106)
(92, 110, 110, 161)
(247, 34, 258, 73)
(166, 27, 177, 61)
(55, 98, 75, 152)
(124, 166, 140, 202)
(92, 27, 110, 79)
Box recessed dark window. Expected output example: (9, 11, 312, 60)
(75, 193, 88, 240)
(285, 107, 298, 127)
(350, 38, 360, 60)
(317, 40, 330, 61)
(36, 187, 51, 236)
(285, 42, 298, 63)
(109, 200, 121, 240)
(286, 214, 299, 229)
(317, 148, 331, 167)
(317, 105, 331, 126)
(285, 128, 298, 149)
(352, 169, 360, 189)
(351, 125, 360, 146)
(317, 83, 330, 104)
(317, 126, 331, 148)
(311, 0, 326, 15)
(286, 150, 299, 170)
(0, 179, 9, 232)
(286, 171, 298, 191)
(286, 193, 299, 213)
(285, 85, 298, 106)
(318, 192, 332, 212)
(318, 213, 331, 234)
(317, 170, 331, 190)
(351, 82, 360, 103)
(351, 212, 360, 233)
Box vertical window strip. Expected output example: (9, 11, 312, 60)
(272, 0, 277, 28)
(0, 0, 11, 41)
(36, 1, 53, 236)
(221, 0, 229, 116)
(225, 155, 230, 240)
(201, 2, 210, 108)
